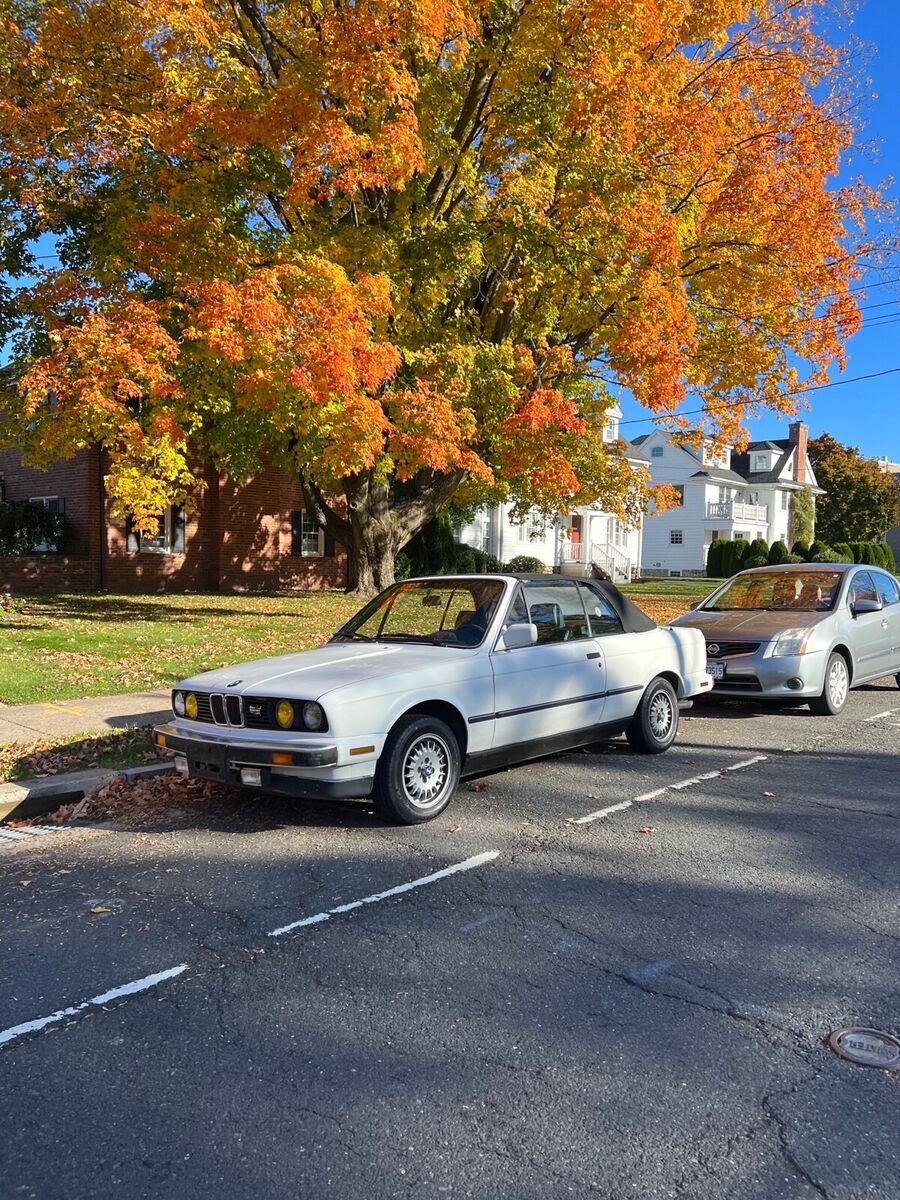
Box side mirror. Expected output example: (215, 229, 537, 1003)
(497, 623, 538, 651)
(851, 597, 883, 617)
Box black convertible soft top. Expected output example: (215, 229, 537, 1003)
(510, 573, 657, 634)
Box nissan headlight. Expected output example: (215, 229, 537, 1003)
(302, 701, 326, 731)
(173, 690, 186, 717)
(771, 629, 814, 657)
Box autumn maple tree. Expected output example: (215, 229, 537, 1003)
(809, 433, 899, 544)
(0, 0, 882, 590)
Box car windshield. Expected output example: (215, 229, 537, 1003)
(703, 570, 843, 612)
(332, 578, 506, 647)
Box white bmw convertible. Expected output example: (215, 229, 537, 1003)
(154, 574, 712, 823)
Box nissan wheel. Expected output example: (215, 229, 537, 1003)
(808, 651, 849, 716)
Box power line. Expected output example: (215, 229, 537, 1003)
(617, 366, 900, 429)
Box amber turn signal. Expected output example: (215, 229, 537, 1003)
(270, 751, 293, 766)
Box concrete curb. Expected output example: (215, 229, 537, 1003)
(0, 762, 175, 824)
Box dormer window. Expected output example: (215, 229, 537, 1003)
(753, 453, 768, 471)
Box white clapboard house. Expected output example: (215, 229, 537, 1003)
(636, 421, 822, 576)
(455, 405, 647, 582)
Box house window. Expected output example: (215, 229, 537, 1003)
(734, 531, 747, 541)
(670, 529, 683, 545)
(651, 446, 664, 459)
(29, 496, 65, 553)
(672, 485, 684, 506)
(753, 454, 767, 471)
(127, 506, 185, 555)
(292, 512, 324, 557)
(781, 491, 789, 510)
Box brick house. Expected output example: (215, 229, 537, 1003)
(0, 446, 348, 592)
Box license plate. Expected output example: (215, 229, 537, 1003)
(187, 743, 228, 780)
(706, 661, 725, 680)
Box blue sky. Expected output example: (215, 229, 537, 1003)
(618, 0, 900, 459)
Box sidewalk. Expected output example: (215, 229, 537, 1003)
(0, 691, 170, 746)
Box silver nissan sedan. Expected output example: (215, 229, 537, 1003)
(672, 563, 900, 714)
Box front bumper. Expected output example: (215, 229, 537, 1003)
(153, 724, 375, 801)
(704, 649, 827, 699)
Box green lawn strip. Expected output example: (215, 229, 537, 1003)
(0, 726, 168, 784)
(621, 578, 723, 598)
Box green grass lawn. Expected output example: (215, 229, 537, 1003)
(0, 592, 362, 706)
(620, 578, 722, 598)
(0, 582, 710, 707)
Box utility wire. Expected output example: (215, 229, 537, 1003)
(617, 366, 900, 429)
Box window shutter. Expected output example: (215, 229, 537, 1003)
(291, 511, 302, 557)
(172, 507, 185, 554)
(126, 517, 140, 553)
(324, 533, 335, 558)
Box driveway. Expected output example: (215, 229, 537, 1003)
(1, 683, 898, 1199)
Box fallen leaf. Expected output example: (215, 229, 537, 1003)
(684, 759, 696, 765)
(761, 790, 775, 797)
(586, 793, 600, 800)
(89, 905, 111, 914)
(445, 825, 461, 833)
(470, 783, 487, 792)
(641, 826, 656, 834)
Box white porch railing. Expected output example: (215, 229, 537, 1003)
(706, 501, 768, 522)
(558, 540, 632, 582)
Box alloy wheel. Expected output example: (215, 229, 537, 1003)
(648, 690, 674, 741)
(828, 657, 849, 709)
(401, 734, 452, 808)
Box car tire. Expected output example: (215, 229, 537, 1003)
(626, 677, 679, 754)
(809, 651, 850, 716)
(372, 715, 461, 824)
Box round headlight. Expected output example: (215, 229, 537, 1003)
(173, 691, 186, 717)
(185, 693, 198, 720)
(302, 701, 325, 731)
(275, 699, 295, 729)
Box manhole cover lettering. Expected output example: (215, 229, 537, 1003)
(827, 1028, 900, 1069)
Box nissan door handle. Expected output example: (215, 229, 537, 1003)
(586, 651, 601, 660)
(882, 620, 888, 629)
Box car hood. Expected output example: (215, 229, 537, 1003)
(674, 609, 831, 639)
(177, 641, 481, 700)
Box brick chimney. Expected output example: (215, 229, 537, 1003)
(789, 421, 808, 483)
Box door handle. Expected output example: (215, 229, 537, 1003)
(586, 651, 601, 660)
(882, 620, 889, 629)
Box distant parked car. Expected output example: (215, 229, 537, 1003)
(154, 574, 711, 823)
(673, 563, 900, 714)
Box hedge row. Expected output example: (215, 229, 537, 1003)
(707, 534, 896, 577)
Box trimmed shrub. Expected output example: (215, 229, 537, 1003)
(453, 545, 477, 575)
(706, 538, 728, 577)
(744, 554, 768, 569)
(810, 547, 837, 563)
(469, 548, 502, 574)
(784, 553, 805, 564)
(505, 554, 546, 574)
(833, 542, 853, 562)
(881, 543, 897, 572)
(747, 537, 769, 561)
(768, 540, 790, 565)
(791, 539, 810, 560)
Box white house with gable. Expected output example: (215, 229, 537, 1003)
(637, 421, 822, 576)
(455, 404, 647, 581)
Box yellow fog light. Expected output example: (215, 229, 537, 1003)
(275, 700, 295, 729)
(185, 693, 198, 720)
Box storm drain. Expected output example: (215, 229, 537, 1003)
(0, 825, 63, 849)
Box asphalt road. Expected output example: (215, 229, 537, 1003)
(1, 682, 898, 1200)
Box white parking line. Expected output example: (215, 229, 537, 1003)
(268, 850, 501, 938)
(0, 964, 189, 1049)
(569, 754, 769, 824)
(864, 710, 897, 722)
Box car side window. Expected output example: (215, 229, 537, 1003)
(849, 571, 878, 606)
(502, 587, 530, 629)
(578, 583, 624, 637)
(873, 572, 900, 606)
(523, 580, 591, 643)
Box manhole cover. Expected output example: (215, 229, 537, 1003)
(827, 1028, 900, 1069)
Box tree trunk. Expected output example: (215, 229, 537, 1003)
(300, 466, 468, 597)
